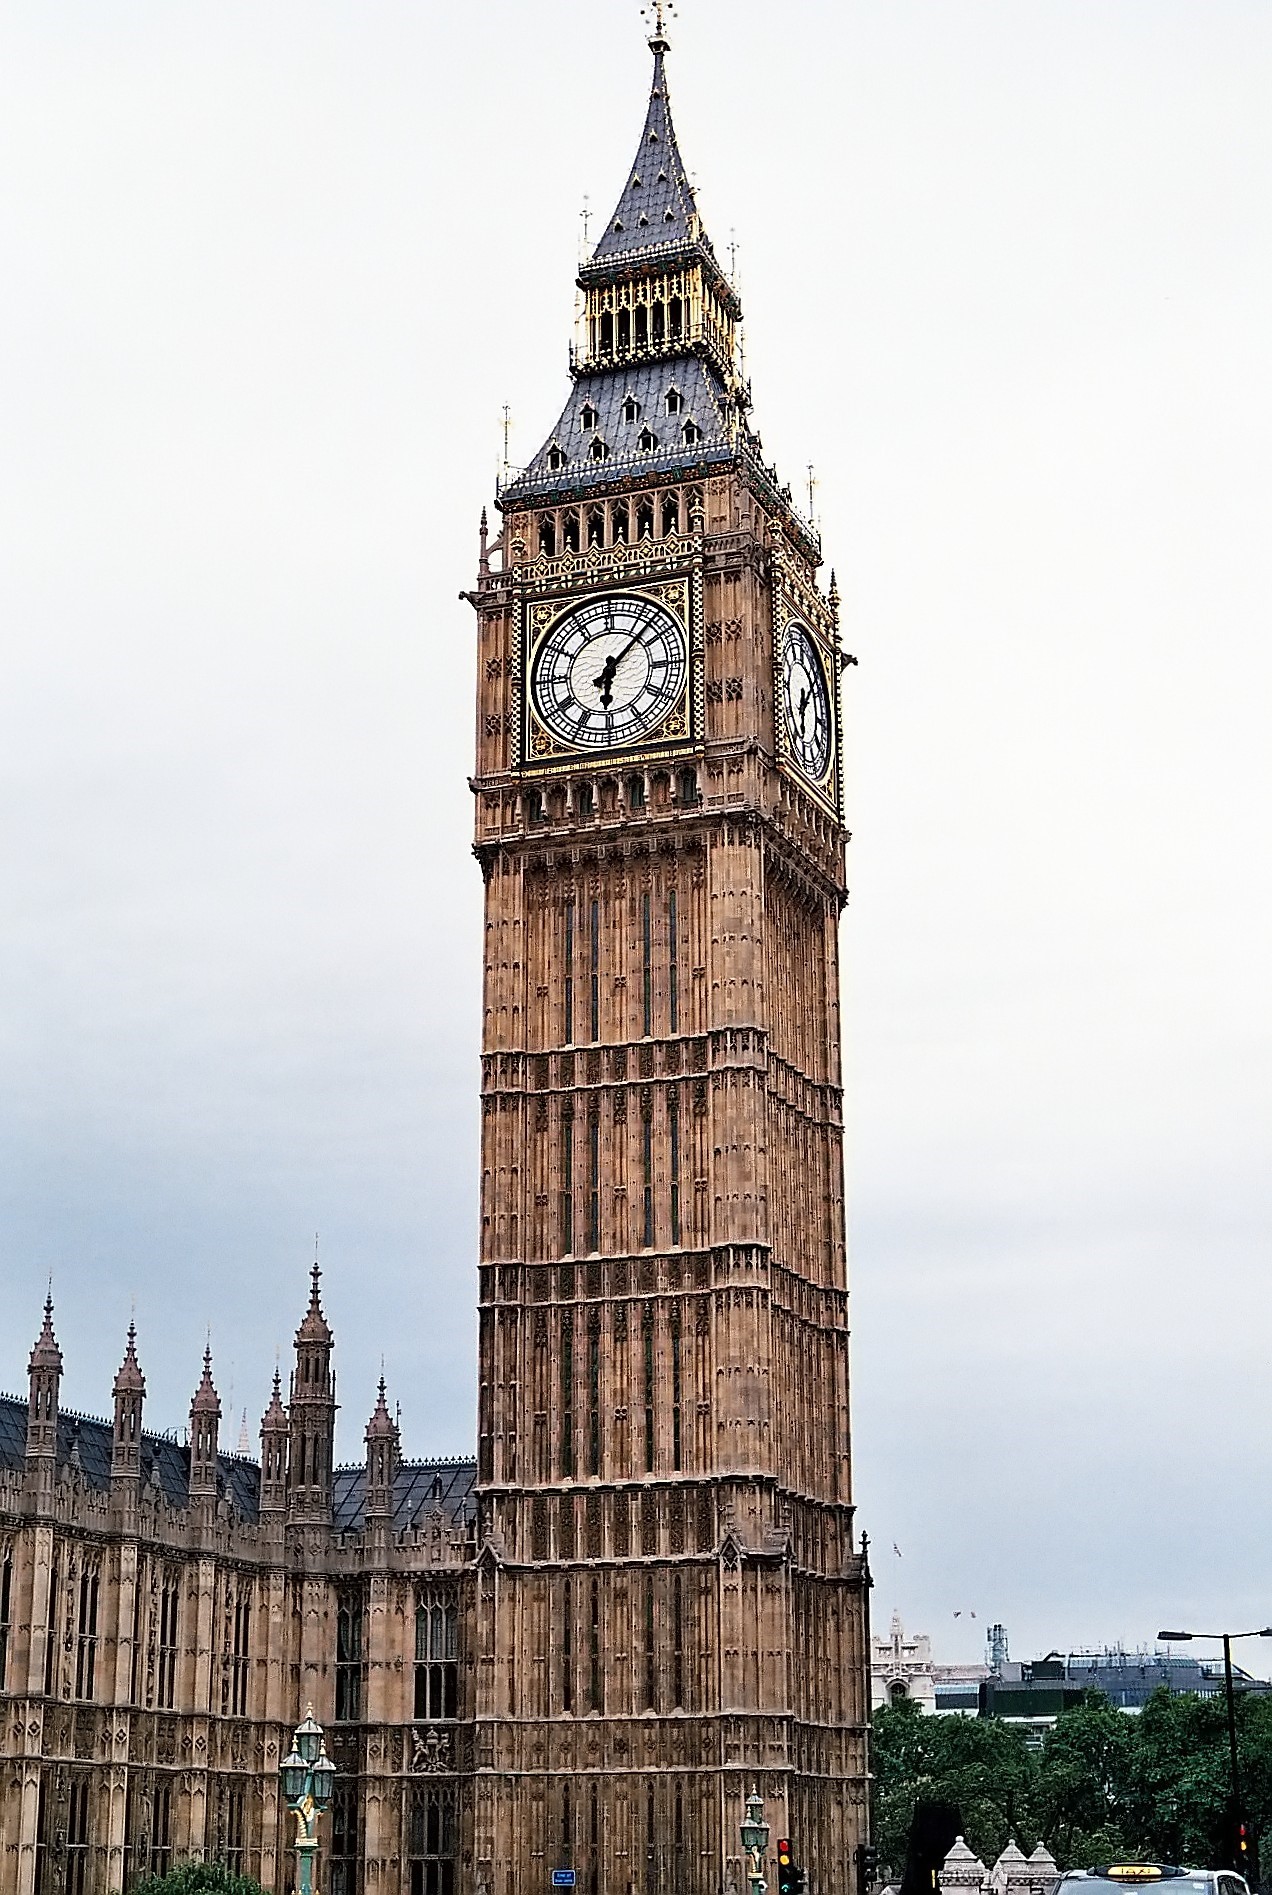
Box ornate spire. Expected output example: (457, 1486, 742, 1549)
(191, 1345, 221, 1416)
(28, 1292, 62, 1374)
(365, 1375, 397, 1442)
(590, 32, 703, 268)
(261, 1366, 288, 1431)
(296, 1255, 333, 1347)
(112, 1322, 146, 1397)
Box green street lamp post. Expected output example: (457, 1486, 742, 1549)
(280, 1707, 337, 1895)
(1158, 1627, 1272, 1874)
(741, 1788, 771, 1895)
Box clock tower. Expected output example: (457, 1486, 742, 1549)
(466, 20, 870, 1894)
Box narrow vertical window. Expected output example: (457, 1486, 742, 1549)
(560, 1109, 574, 1255)
(0, 1547, 12, 1691)
(562, 1578, 573, 1713)
(589, 897, 600, 1042)
(330, 1783, 360, 1895)
(641, 891, 652, 1036)
(589, 1578, 602, 1711)
(643, 1579, 657, 1710)
(587, 1113, 600, 1252)
(564, 899, 575, 1044)
(642, 1110, 654, 1248)
(335, 1592, 363, 1722)
(560, 1312, 574, 1477)
(129, 1582, 142, 1704)
(151, 1781, 172, 1879)
(66, 1780, 91, 1895)
(408, 1787, 456, 1895)
(668, 888, 679, 1033)
(643, 1305, 656, 1474)
(232, 1588, 251, 1717)
(671, 1307, 683, 1472)
(588, 1324, 601, 1477)
(672, 1574, 685, 1707)
(669, 1089, 682, 1246)
(158, 1574, 179, 1710)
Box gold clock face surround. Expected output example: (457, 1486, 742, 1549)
(780, 618, 833, 784)
(529, 591, 689, 754)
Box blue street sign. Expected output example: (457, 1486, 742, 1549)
(552, 1875, 576, 1888)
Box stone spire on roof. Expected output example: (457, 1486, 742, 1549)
(262, 1367, 288, 1432)
(366, 1376, 397, 1442)
(591, 21, 705, 269)
(296, 1256, 333, 1347)
(112, 1322, 146, 1397)
(191, 1346, 221, 1417)
(29, 1293, 63, 1375)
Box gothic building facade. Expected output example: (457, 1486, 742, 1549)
(0, 21, 870, 1895)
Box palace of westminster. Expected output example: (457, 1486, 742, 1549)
(0, 20, 872, 1895)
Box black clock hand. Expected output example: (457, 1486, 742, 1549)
(797, 683, 811, 734)
(593, 624, 651, 707)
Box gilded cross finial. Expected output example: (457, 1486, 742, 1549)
(641, 0, 675, 54)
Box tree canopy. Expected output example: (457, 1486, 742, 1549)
(872, 1689, 1272, 1880)
(130, 1863, 266, 1895)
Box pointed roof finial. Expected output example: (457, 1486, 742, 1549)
(191, 1345, 221, 1417)
(296, 1246, 333, 1346)
(29, 1290, 63, 1374)
(261, 1367, 288, 1433)
(113, 1321, 146, 1397)
(365, 1374, 397, 1442)
(642, 0, 674, 54)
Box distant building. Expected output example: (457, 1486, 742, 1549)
(980, 1646, 1272, 1742)
(870, 1612, 989, 1714)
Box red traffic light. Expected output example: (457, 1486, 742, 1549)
(778, 1842, 792, 1864)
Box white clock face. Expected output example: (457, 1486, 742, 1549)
(531, 593, 687, 751)
(781, 621, 832, 782)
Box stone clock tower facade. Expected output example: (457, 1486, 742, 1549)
(467, 21, 871, 1895)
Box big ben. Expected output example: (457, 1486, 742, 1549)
(467, 15, 870, 1895)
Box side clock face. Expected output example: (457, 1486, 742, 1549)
(781, 620, 833, 782)
(531, 593, 687, 751)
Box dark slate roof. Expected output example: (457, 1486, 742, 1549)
(332, 1460, 478, 1535)
(506, 355, 733, 503)
(591, 48, 702, 269)
(0, 1391, 259, 1520)
(0, 1393, 476, 1538)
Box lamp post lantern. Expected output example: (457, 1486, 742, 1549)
(280, 1706, 336, 1895)
(1157, 1627, 1272, 1874)
(741, 1788, 771, 1895)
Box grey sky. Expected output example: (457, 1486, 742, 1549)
(1, 1, 1269, 1667)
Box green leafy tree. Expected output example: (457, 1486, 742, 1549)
(1035, 1691, 1136, 1868)
(871, 1700, 1038, 1876)
(130, 1863, 265, 1895)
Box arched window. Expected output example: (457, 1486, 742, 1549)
(623, 395, 641, 422)
(669, 297, 683, 340)
(638, 428, 657, 452)
(590, 436, 608, 462)
(546, 444, 565, 472)
(635, 304, 649, 345)
(563, 510, 580, 553)
(682, 418, 700, 446)
(611, 502, 629, 544)
(538, 516, 556, 556)
(627, 775, 646, 811)
(599, 312, 613, 356)
(586, 508, 605, 549)
(652, 301, 666, 344)
(580, 403, 598, 432)
(661, 494, 680, 535)
(636, 498, 655, 540)
(617, 309, 631, 353)
(665, 387, 683, 415)
(677, 767, 699, 807)
(414, 1594, 459, 1720)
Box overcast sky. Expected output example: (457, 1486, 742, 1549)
(1, 0, 1269, 1669)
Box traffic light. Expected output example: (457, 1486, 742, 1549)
(856, 1842, 880, 1895)
(777, 1838, 795, 1895)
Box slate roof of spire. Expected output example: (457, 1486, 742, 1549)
(112, 1323, 145, 1397)
(29, 1295, 62, 1374)
(591, 47, 703, 269)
